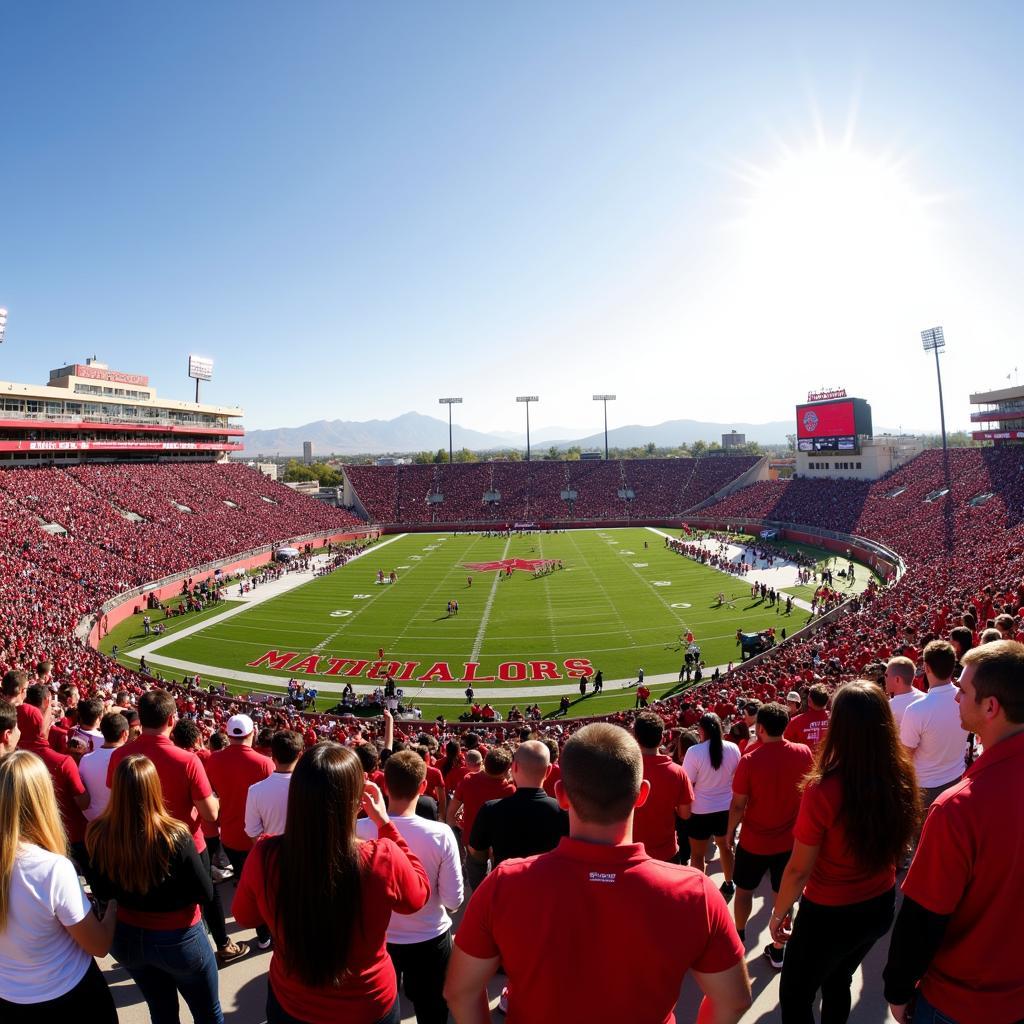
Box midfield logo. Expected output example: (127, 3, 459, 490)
(463, 558, 551, 573)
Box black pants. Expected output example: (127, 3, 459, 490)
(0, 960, 116, 1024)
(780, 887, 895, 1024)
(387, 928, 453, 1024)
(198, 847, 230, 949)
(223, 846, 271, 944)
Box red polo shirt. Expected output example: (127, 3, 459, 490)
(794, 774, 895, 905)
(902, 730, 1024, 1024)
(633, 754, 694, 861)
(733, 740, 813, 856)
(455, 771, 514, 839)
(206, 743, 274, 851)
(108, 733, 213, 853)
(455, 837, 744, 1024)
(784, 708, 830, 748)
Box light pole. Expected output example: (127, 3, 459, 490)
(516, 396, 539, 461)
(0, 308, 7, 345)
(593, 394, 616, 459)
(438, 397, 462, 465)
(921, 326, 950, 485)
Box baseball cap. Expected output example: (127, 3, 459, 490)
(786, 691, 801, 703)
(226, 714, 254, 738)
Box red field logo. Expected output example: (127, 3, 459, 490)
(463, 557, 550, 573)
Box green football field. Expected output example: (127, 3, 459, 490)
(110, 528, 872, 719)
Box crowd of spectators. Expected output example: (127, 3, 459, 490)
(344, 455, 760, 525)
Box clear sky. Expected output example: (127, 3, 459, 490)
(2, 2, 1022, 435)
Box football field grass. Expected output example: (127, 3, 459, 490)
(112, 528, 872, 719)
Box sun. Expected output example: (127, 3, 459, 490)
(728, 141, 942, 333)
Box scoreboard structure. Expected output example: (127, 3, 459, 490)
(795, 396, 873, 453)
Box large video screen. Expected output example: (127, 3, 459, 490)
(796, 400, 856, 439)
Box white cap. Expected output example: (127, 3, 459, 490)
(226, 713, 254, 738)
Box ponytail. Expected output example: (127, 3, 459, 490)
(700, 713, 724, 770)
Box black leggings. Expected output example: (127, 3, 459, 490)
(0, 960, 116, 1024)
(780, 887, 895, 1024)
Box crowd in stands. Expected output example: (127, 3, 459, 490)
(345, 455, 760, 525)
(0, 447, 1022, 1022)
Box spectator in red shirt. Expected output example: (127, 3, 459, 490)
(206, 714, 273, 950)
(0, 701, 19, 756)
(444, 723, 752, 1023)
(446, 747, 514, 847)
(884, 640, 1024, 1024)
(769, 681, 921, 1024)
(233, 742, 429, 1024)
(725, 702, 813, 957)
(632, 711, 693, 862)
(784, 683, 831, 749)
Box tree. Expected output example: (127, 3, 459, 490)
(785, 433, 797, 454)
(547, 445, 561, 461)
(454, 448, 477, 463)
(413, 451, 434, 464)
(565, 446, 582, 461)
(691, 440, 708, 457)
(433, 448, 449, 464)
(644, 441, 657, 455)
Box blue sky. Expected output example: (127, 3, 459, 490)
(2, 2, 1022, 435)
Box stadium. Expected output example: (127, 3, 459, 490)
(1, 347, 1023, 1020)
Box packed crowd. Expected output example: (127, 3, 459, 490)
(344, 456, 760, 525)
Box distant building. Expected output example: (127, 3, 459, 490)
(797, 436, 922, 481)
(254, 462, 279, 481)
(302, 440, 314, 464)
(970, 382, 1024, 445)
(722, 431, 746, 449)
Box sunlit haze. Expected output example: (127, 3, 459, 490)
(2, 4, 1022, 438)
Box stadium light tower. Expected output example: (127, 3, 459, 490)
(0, 308, 7, 345)
(516, 395, 539, 461)
(921, 326, 950, 485)
(438, 396, 462, 465)
(593, 394, 616, 459)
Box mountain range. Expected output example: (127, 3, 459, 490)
(241, 412, 797, 456)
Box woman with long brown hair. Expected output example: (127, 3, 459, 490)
(86, 753, 222, 1024)
(0, 750, 116, 1022)
(234, 741, 429, 1024)
(769, 680, 921, 1023)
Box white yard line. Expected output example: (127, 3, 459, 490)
(469, 535, 511, 663)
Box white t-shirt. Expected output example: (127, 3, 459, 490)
(899, 682, 968, 788)
(0, 844, 92, 1003)
(244, 771, 293, 839)
(683, 740, 742, 815)
(78, 746, 118, 821)
(355, 812, 463, 943)
(889, 689, 926, 729)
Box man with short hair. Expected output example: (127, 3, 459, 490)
(245, 729, 303, 840)
(69, 697, 105, 755)
(900, 640, 968, 808)
(108, 689, 248, 966)
(885, 656, 926, 727)
(444, 723, 752, 1023)
(447, 746, 514, 844)
(0, 701, 20, 756)
(726, 702, 814, 966)
(632, 712, 693, 863)
(79, 712, 129, 821)
(467, 741, 568, 887)
(358, 750, 463, 1024)
(784, 683, 830, 748)
(207, 714, 274, 949)
(885, 640, 1024, 1024)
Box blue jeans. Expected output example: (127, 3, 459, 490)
(910, 993, 958, 1024)
(113, 921, 224, 1024)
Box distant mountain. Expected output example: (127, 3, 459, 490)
(241, 413, 797, 457)
(242, 413, 508, 456)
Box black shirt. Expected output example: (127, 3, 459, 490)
(468, 787, 569, 865)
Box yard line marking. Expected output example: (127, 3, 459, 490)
(470, 535, 511, 663)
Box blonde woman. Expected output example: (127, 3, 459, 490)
(0, 750, 116, 1022)
(87, 753, 222, 1024)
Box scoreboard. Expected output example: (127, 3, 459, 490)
(796, 397, 872, 453)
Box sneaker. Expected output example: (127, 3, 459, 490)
(257, 936, 273, 950)
(216, 941, 250, 967)
(498, 985, 509, 1014)
(764, 943, 785, 970)
(719, 880, 736, 901)
(210, 864, 233, 883)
